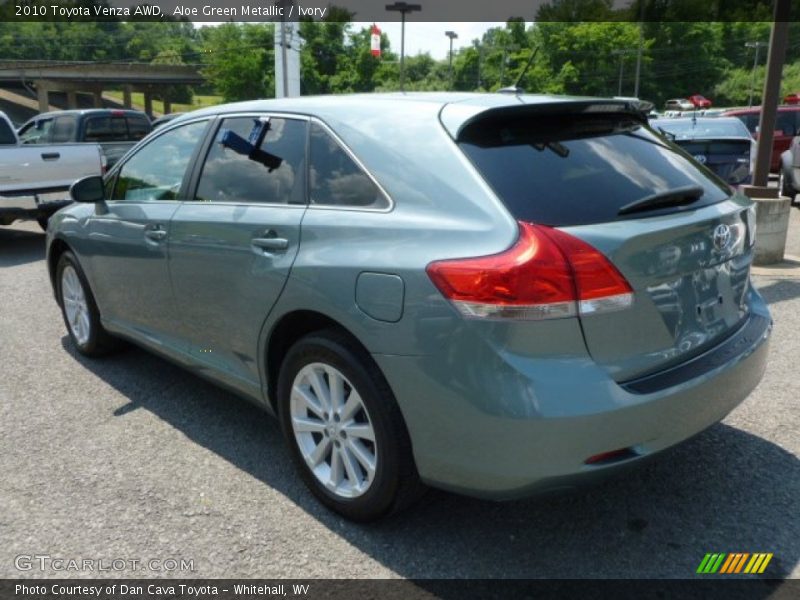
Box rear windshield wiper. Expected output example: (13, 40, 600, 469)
(617, 185, 704, 216)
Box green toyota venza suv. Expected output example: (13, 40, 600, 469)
(47, 93, 771, 521)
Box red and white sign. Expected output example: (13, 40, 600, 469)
(370, 24, 381, 57)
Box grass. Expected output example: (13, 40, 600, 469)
(103, 91, 223, 115)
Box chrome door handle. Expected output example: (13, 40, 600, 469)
(251, 236, 289, 251)
(145, 229, 167, 241)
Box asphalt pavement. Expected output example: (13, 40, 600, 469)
(1, 210, 799, 579)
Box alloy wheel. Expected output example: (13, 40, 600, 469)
(61, 265, 91, 345)
(289, 362, 377, 499)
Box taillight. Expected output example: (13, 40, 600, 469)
(426, 222, 633, 320)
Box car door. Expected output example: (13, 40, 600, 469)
(84, 118, 212, 344)
(168, 114, 308, 387)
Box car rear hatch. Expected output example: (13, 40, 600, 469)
(674, 138, 753, 185)
(447, 100, 757, 383)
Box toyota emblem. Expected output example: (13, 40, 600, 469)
(713, 224, 732, 251)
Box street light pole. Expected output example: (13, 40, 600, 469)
(746, 41, 768, 108)
(445, 30, 458, 86)
(385, 2, 422, 92)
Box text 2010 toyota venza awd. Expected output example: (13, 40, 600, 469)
(47, 94, 771, 521)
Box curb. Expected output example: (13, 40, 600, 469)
(751, 254, 800, 278)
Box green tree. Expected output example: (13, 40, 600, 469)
(201, 23, 274, 102)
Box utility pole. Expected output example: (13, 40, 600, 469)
(746, 41, 768, 107)
(274, 0, 299, 98)
(633, 0, 645, 98)
(385, 2, 422, 92)
(445, 30, 458, 86)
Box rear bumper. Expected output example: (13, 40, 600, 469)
(375, 309, 771, 500)
(0, 194, 71, 222)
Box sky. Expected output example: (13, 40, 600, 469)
(199, 22, 505, 61)
(361, 22, 505, 60)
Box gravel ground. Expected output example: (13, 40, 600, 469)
(1, 210, 798, 580)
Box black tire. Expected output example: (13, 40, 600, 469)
(277, 329, 424, 522)
(56, 251, 120, 357)
(37, 217, 49, 232)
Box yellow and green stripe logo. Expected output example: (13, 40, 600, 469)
(696, 553, 773, 574)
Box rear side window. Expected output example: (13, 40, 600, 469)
(0, 119, 16, 145)
(308, 122, 388, 208)
(50, 115, 77, 143)
(458, 113, 730, 227)
(195, 117, 307, 204)
(732, 113, 759, 133)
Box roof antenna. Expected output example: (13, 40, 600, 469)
(497, 46, 539, 95)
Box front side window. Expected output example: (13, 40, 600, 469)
(195, 117, 307, 204)
(111, 120, 208, 202)
(19, 119, 53, 144)
(308, 122, 388, 208)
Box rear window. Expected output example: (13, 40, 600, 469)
(458, 113, 730, 227)
(677, 140, 751, 156)
(652, 119, 750, 139)
(84, 116, 127, 142)
(83, 114, 151, 142)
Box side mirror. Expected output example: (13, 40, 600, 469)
(70, 175, 105, 203)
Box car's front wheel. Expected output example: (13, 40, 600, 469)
(277, 329, 423, 521)
(56, 251, 119, 357)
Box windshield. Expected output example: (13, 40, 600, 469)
(652, 119, 751, 139)
(458, 113, 731, 227)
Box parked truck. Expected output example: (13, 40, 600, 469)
(17, 108, 152, 169)
(0, 111, 105, 230)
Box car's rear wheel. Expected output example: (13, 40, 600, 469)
(56, 251, 119, 357)
(277, 329, 423, 521)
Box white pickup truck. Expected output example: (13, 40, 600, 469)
(0, 111, 105, 229)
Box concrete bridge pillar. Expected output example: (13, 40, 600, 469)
(122, 85, 132, 109)
(66, 90, 77, 109)
(92, 88, 104, 108)
(163, 100, 172, 114)
(143, 91, 153, 118)
(35, 81, 50, 113)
